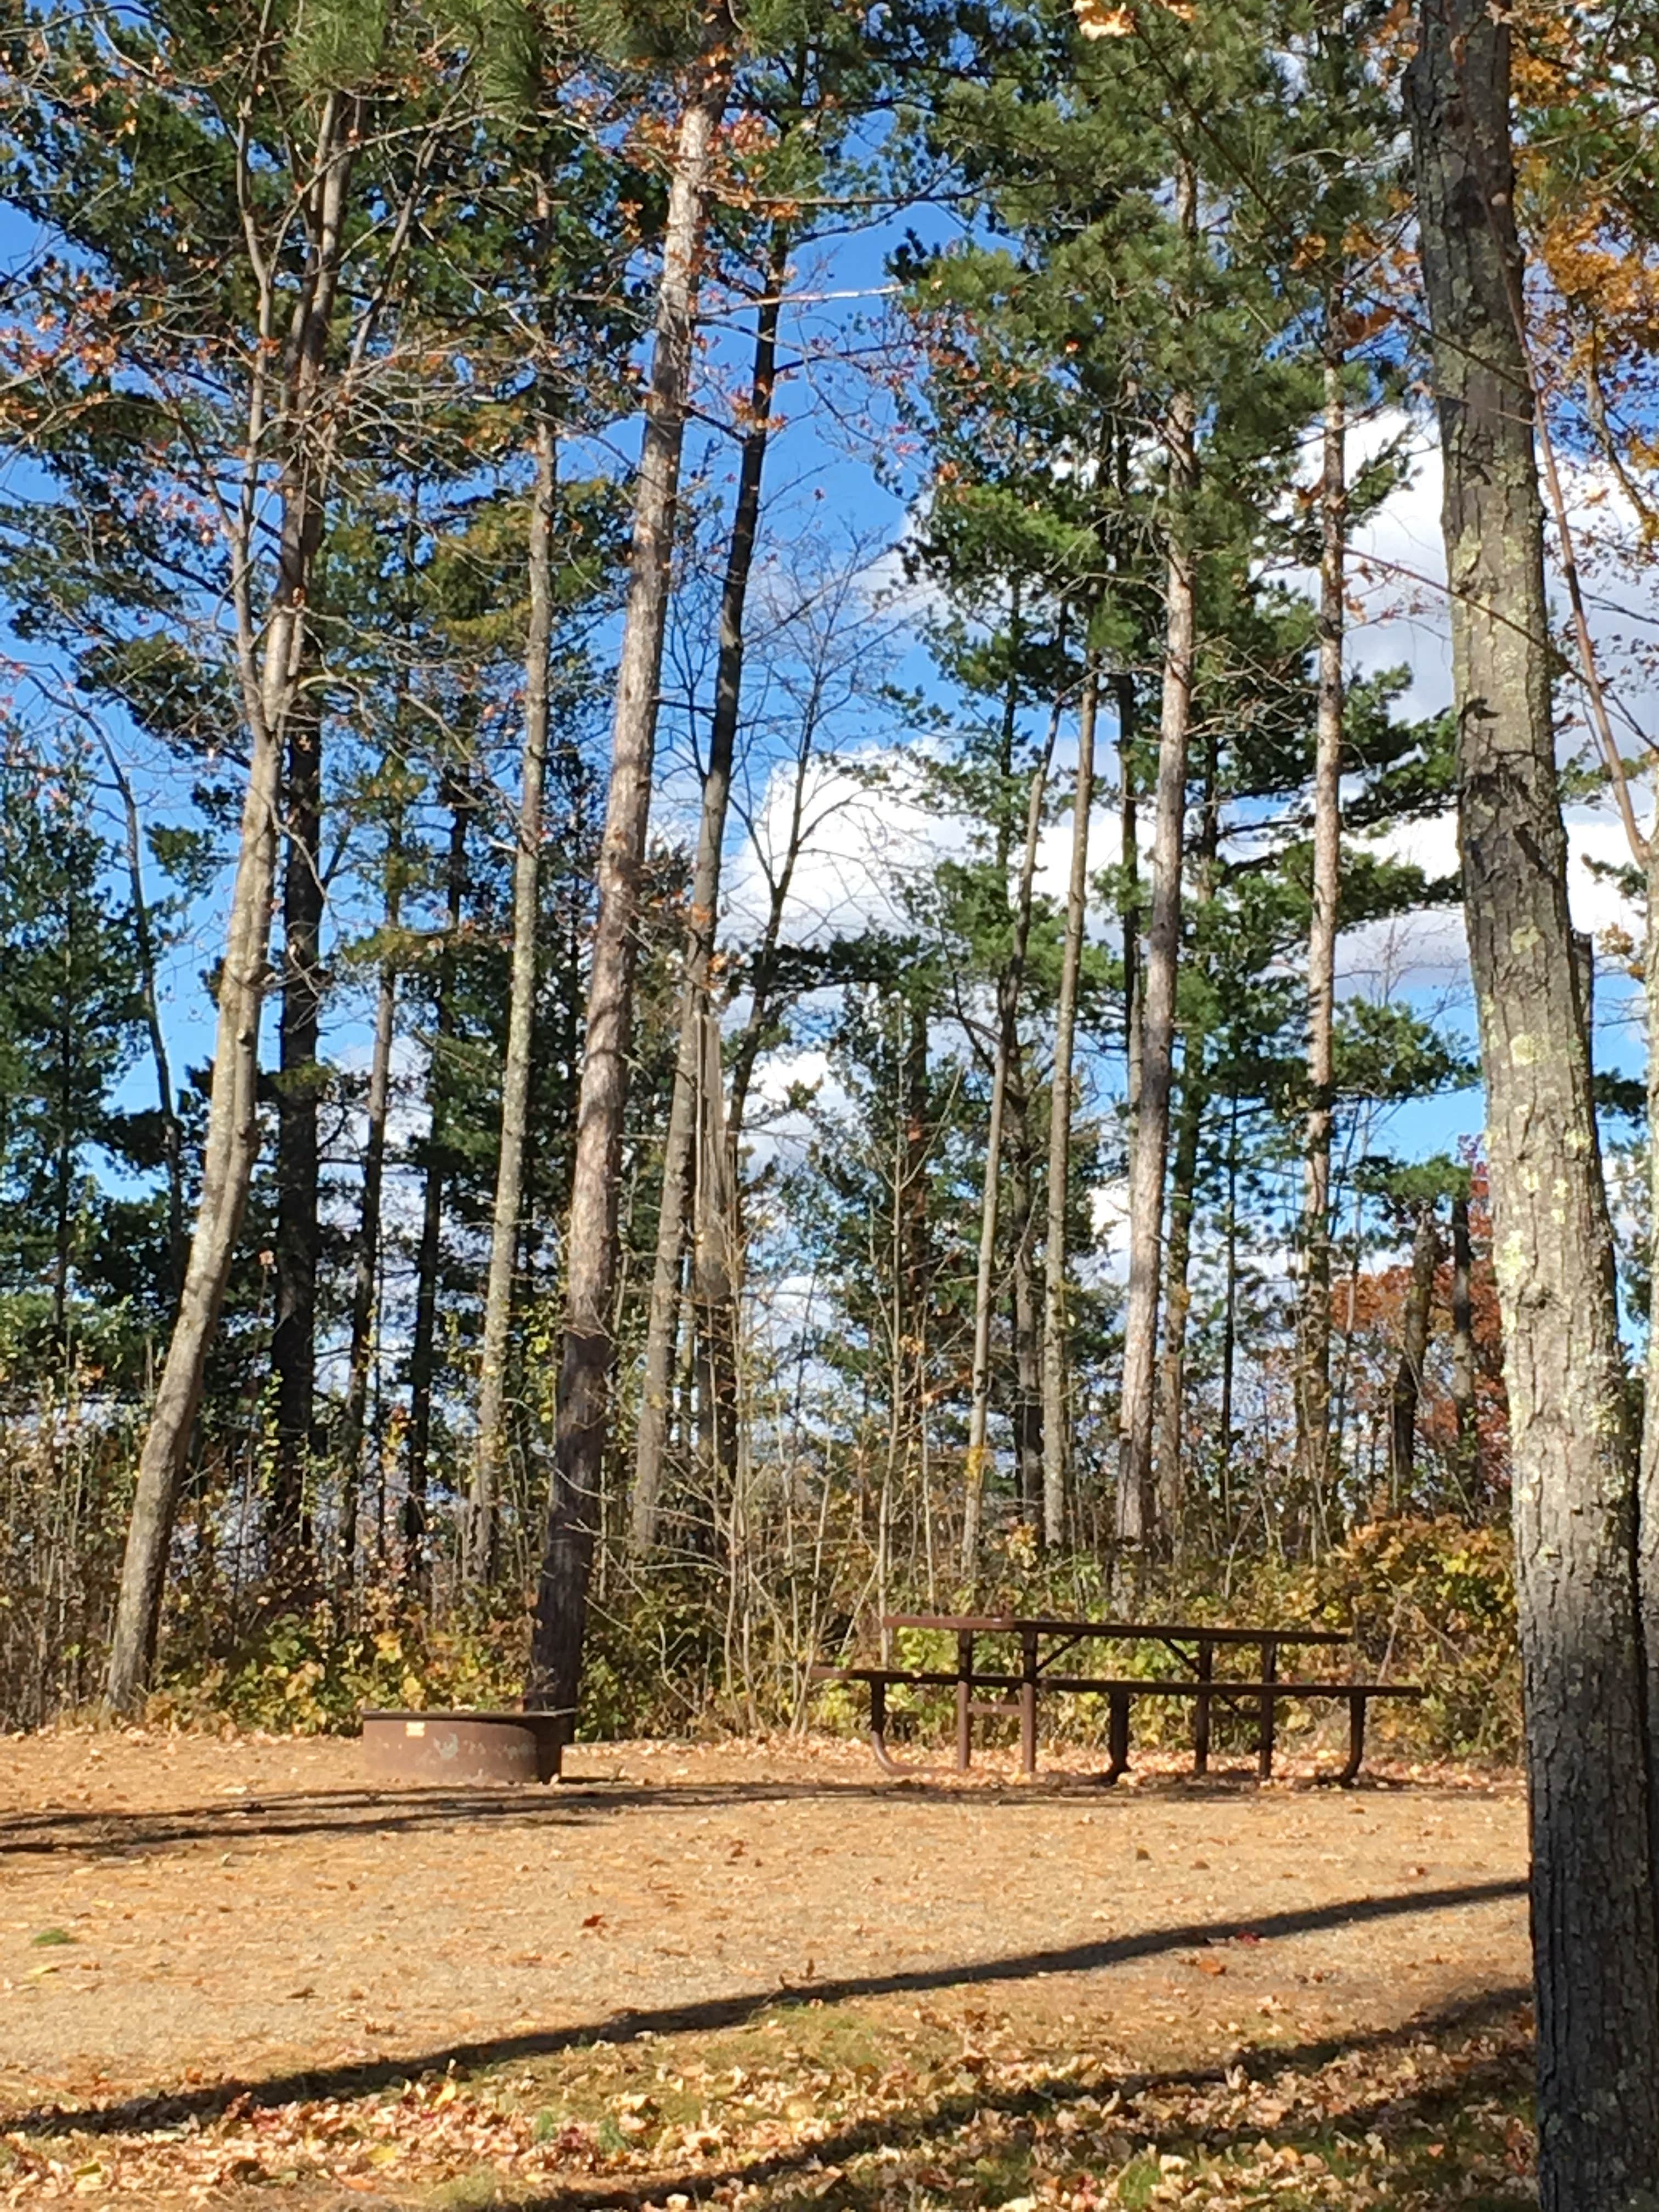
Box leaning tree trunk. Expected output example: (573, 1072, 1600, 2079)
(1410, 5, 1659, 2202)
(104, 103, 354, 1714)
(527, 21, 733, 1716)
(1386, 1201, 1438, 1508)
(1295, 334, 1346, 1509)
(631, 219, 788, 1556)
(1118, 163, 1197, 1550)
(1041, 666, 1097, 1551)
(467, 414, 557, 1588)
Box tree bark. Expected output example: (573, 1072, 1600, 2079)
(1387, 1201, 1438, 1507)
(405, 778, 469, 1585)
(1154, 1039, 1204, 1543)
(104, 99, 353, 1713)
(1117, 670, 1142, 1134)
(467, 414, 557, 1587)
(1153, 725, 1217, 1545)
(1118, 160, 1197, 1549)
(1041, 665, 1097, 1550)
(631, 219, 788, 1555)
(960, 703, 1057, 1577)
(1448, 1189, 1476, 1496)
(527, 19, 733, 1714)
(272, 675, 323, 1552)
(339, 820, 399, 1591)
(1008, 1077, 1042, 1529)
(1295, 337, 1346, 1510)
(1410, 5, 1659, 2200)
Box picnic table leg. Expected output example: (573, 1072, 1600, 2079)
(1194, 1636, 1213, 1776)
(1340, 1690, 1367, 1784)
(1100, 1687, 1131, 1785)
(869, 1675, 895, 1770)
(1257, 1638, 1278, 1780)
(1019, 1628, 1039, 1778)
(956, 1632, 974, 1772)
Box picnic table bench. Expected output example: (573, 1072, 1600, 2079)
(811, 1612, 1424, 1784)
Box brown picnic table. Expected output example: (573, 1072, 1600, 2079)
(811, 1612, 1424, 1785)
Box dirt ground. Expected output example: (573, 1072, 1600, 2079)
(0, 1731, 1532, 2208)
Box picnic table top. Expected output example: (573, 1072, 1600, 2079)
(880, 1612, 1352, 1645)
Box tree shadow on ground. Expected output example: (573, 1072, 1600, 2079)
(0, 1764, 1475, 1861)
(489, 1986, 1536, 2212)
(3, 1877, 1526, 2141)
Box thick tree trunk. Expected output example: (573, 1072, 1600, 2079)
(1041, 666, 1097, 1550)
(1410, 6, 1659, 2201)
(339, 830, 399, 1590)
(104, 105, 353, 1713)
(1118, 165, 1197, 1549)
(631, 222, 787, 1555)
(405, 781, 469, 1584)
(961, 710, 1056, 1577)
(1296, 340, 1346, 1508)
(467, 415, 557, 1587)
(272, 680, 323, 1553)
(527, 24, 733, 1714)
(1387, 1202, 1438, 1507)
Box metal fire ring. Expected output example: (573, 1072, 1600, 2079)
(360, 1708, 570, 1786)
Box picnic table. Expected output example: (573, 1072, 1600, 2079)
(811, 1612, 1424, 1785)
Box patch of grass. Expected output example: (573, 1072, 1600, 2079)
(1114, 2152, 1161, 2208)
(31, 1927, 75, 1947)
(427, 2170, 504, 2210)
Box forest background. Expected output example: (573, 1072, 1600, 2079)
(0, 0, 1651, 1763)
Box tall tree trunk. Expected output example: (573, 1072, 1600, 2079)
(1448, 1189, 1476, 1497)
(899, 982, 932, 1476)
(105, 100, 353, 1713)
(692, 1000, 740, 1511)
(1154, 1041, 1204, 1543)
(467, 415, 557, 1587)
(406, 779, 469, 1585)
(1296, 334, 1346, 1510)
(1008, 1077, 1042, 1529)
(1410, 6, 1659, 2201)
(1042, 667, 1097, 1550)
(527, 21, 733, 1714)
(1153, 726, 1217, 1545)
(1387, 1202, 1438, 1508)
(961, 701, 1058, 1577)
(104, 742, 185, 1308)
(339, 816, 401, 1589)
(1117, 670, 1142, 1132)
(272, 676, 323, 1554)
(1118, 160, 1197, 1549)
(631, 218, 788, 1555)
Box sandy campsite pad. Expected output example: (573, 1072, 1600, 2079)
(0, 1731, 1532, 2207)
